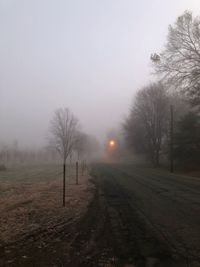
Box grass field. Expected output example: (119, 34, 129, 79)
(0, 164, 93, 246)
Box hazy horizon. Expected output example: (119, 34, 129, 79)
(1, 0, 200, 148)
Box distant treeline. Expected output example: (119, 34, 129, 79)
(0, 132, 99, 166)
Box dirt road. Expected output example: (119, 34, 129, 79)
(92, 163, 200, 267)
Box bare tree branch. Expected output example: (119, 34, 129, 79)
(48, 108, 79, 163)
(152, 11, 200, 106)
(123, 82, 169, 165)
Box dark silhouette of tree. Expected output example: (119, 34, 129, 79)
(48, 108, 79, 206)
(124, 82, 169, 166)
(74, 132, 88, 160)
(174, 112, 200, 168)
(152, 11, 200, 107)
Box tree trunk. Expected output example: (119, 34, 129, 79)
(155, 149, 160, 167)
(69, 153, 72, 164)
(63, 161, 66, 206)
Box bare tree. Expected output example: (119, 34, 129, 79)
(152, 11, 200, 107)
(74, 132, 87, 160)
(74, 132, 100, 162)
(124, 82, 169, 166)
(48, 108, 79, 206)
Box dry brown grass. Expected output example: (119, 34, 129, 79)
(0, 164, 94, 244)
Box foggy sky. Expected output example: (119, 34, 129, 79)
(0, 0, 199, 148)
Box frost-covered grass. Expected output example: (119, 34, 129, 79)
(0, 164, 93, 244)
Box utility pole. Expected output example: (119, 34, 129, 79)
(170, 105, 174, 173)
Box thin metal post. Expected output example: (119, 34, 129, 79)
(76, 161, 78, 185)
(63, 163, 66, 206)
(170, 105, 174, 173)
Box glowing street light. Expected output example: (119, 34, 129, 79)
(109, 140, 116, 147)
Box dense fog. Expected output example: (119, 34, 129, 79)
(0, 0, 199, 150)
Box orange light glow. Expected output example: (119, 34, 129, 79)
(109, 140, 115, 147)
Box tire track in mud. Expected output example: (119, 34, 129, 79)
(94, 164, 200, 267)
(66, 179, 117, 267)
(110, 166, 200, 262)
(100, 174, 171, 267)
(120, 166, 200, 196)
